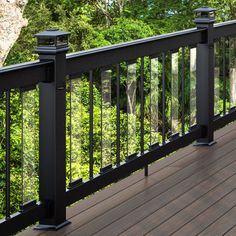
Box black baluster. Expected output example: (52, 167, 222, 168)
(181, 47, 185, 135)
(162, 53, 166, 144)
(223, 38, 226, 115)
(140, 58, 147, 176)
(116, 64, 121, 166)
(5, 91, 10, 219)
(89, 71, 94, 179)
(70, 79, 72, 184)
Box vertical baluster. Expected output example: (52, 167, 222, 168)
(214, 41, 221, 115)
(162, 53, 166, 144)
(126, 62, 137, 157)
(5, 90, 10, 219)
(100, 75, 103, 169)
(116, 64, 120, 166)
(21, 92, 24, 206)
(89, 71, 93, 179)
(171, 51, 179, 136)
(229, 37, 236, 109)
(190, 47, 197, 127)
(20, 88, 38, 208)
(101, 69, 112, 170)
(69, 77, 84, 185)
(69, 79, 72, 184)
(181, 47, 185, 134)
(223, 38, 226, 115)
(140, 58, 144, 154)
(140, 58, 147, 175)
(150, 57, 159, 146)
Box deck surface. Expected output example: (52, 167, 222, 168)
(19, 122, 236, 236)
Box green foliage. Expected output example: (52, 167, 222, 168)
(100, 18, 154, 43)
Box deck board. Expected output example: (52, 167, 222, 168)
(72, 151, 236, 236)
(225, 225, 236, 236)
(19, 122, 236, 236)
(119, 162, 236, 236)
(198, 206, 236, 236)
(147, 175, 236, 236)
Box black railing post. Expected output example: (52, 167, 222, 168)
(194, 7, 217, 145)
(34, 29, 70, 229)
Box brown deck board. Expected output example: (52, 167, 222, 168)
(19, 122, 236, 236)
(172, 189, 236, 236)
(198, 206, 236, 236)
(57, 135, 236, 236)
(225, 225, 236, 236)
(62, 141, 236, 235)
(55, 129, 236, 236)
(72, 154, 236, 236)
(146, 175, 236, 236)
(119, 162, 236, 236)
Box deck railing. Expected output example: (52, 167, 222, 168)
(1, 7, 236, 235)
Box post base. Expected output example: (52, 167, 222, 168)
(194, 140, 216, 146)
(34, 220, 71, 231)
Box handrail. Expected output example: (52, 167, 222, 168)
(214, 19, 236, 39)
(0, 60, 53, 91)
(66, 27, 205, 75)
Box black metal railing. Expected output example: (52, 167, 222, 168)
(1, 8, 236, 235)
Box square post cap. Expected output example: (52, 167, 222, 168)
(194, 6, 216, 24)
(35, 29, 70, 54)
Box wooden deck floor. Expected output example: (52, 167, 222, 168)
(20, 122, 236, 236)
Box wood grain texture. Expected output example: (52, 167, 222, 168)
(19, 122, 236, 236)
(198, 206, 236, 236)
(119, 162, 236, 236)
(224, 225, 236, 236)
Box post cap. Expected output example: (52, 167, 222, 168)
(194, 6, 216, 25)
(35, 29, 70, 54)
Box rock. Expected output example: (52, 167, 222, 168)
(0, 0, 28, 67)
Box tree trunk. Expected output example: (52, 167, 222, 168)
(0, 0, 28, 67)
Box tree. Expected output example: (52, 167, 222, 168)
(0, 0, 28, 66)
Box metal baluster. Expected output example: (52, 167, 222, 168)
(140, 58, 144, 154)
(228, 37, 236, 109)
(162, 53, 166, 144)
(126, 62, 137, 158)
(181, 48, 185, 135)
(69, 79, 72, 184)
(5, 91, 10, 219)
(89, 71, 93, 179)
(223, 38, 226, 115)
(214, 41, 221, 115)
(116, 64, 120, 166)
(100, 72, 103, 169)
(150, 57, 159, 147)
(140, 58, 147, 176)
(171, 51, 179, 136)
(101, 69, 112, 172)
(21, 92, 24, 206)
(190, 47, 197, 127)
(126, 63, 129, 158)
(150, 59, 152, 146)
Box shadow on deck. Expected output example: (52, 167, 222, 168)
(19, 122, 236, 236)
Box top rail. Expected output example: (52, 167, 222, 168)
(0, 60, 53, 91)
(66, 27, 205, 75)
(1, 19, 236, 91)
(214, 20, 236, 39)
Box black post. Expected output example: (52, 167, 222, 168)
(194, 7, 216, 145)
(34, 29, 70, 229)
